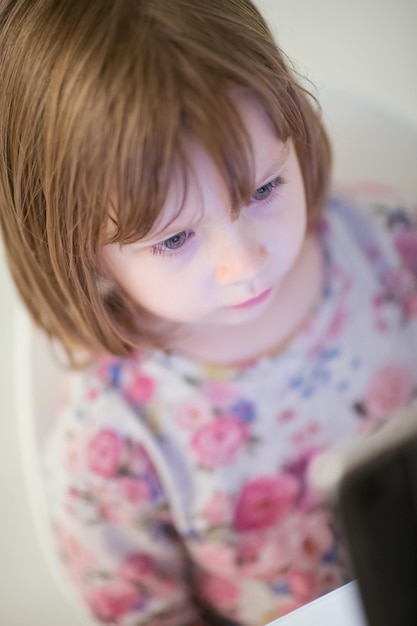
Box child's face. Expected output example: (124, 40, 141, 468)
(103, 93, 307, 332)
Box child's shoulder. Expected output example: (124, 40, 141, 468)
(324, 183, 417, 317)
(49, 351, 160, 442)
(325, 182, 417, 279)
(327, 181, 417, 228)
(45, 352, 166, 474)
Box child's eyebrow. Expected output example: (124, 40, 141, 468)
(157, 213, 205, 241)
(131, 207, 203, 245)
(255, 141, 290, 186)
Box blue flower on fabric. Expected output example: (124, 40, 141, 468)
(230, 400, 256, 424)
(319, 347, 341, 361)
(322, 542, 338, 565)
(109, 362, 122, 387)
(273, 581, 291, 595)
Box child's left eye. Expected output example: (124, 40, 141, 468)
(252, 176, 285, 202)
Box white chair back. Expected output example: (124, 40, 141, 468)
(14, 304, 90, 625)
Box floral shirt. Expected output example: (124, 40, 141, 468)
(42, 184, 417, 626)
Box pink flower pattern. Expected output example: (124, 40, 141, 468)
(198, 573, 240, 608)
(191, 416, 249, 467)
(201, 492, 233, 525)
(87, 429, 123, 478)
(83, 580, 142, 621)
(233, 475, 299, 532)
(125, 373, 155, 405)
(394, 230, 417, 274)
(43, 190, 417, 626)
(117, 553, 155, 582)
(364, 364, 415, 420)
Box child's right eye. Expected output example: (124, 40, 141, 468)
(151, 230, 193, 256)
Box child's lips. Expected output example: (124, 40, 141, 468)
(231, 287, 273, 309)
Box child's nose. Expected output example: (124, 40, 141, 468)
(213, 226, 268, 285)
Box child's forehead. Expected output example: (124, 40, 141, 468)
(144, 135, 291, 241)
(106, 93, 291, 244)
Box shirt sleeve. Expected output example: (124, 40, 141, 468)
(41, 383, 202, 626)
(336, 182, 417, 297)
(366, 185, 417, 294)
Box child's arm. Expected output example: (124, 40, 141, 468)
(49, 477, 202, 625)
(43, 406, 208, 626)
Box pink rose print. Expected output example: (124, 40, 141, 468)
(405, 293, 417, 317)
(55, 524, 96, 578)
(125, 373, 155, 405)
(394, 230, 417, 274)
(146, 575, 178, 599)
(384, 267, 415, 299)
(284, 447, 326, 513)
(202, 492, 233, 525)
(273, 512, 333, 569)
(327, 303, 347, 339)
(233, 474, 299, 532)
(237, 529, 288, 577)
(191, 543, 236, 577)
(87, 429, 123, 478)
(236, 533, 264, 566)
(118, 476, 150, 502)
(84, 580, 141, 621)
(117, 553, 155, 583)
(191, 416, 249, 468)
(299, 513, 334, 560)
(277, 409, 296, 424)
(287, 569, 319, 603)
(199, 573, 239, 608)
(118, 554, 176, 603)
(364, 364, 415, 419)
(239, 510, 334, 578)
(200, 381, 239, 409)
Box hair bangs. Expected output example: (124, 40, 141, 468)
(103, 83, 262, 249)
(68, 0, 305, 251)
(0, 0, 331, 361)
(102, 97, 254, 250)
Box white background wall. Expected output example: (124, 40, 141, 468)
(260, 0, 417, 128)
(1, 2, 417, 624)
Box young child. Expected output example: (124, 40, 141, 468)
(1, 0, 417, 624)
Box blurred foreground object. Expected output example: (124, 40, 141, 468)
(313, 401, 417, 626)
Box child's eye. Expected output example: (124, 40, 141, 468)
(151, 230, 193, 256)
(252, 176, 285, 202)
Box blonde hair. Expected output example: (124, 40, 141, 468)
(0, 0, 331, 365)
